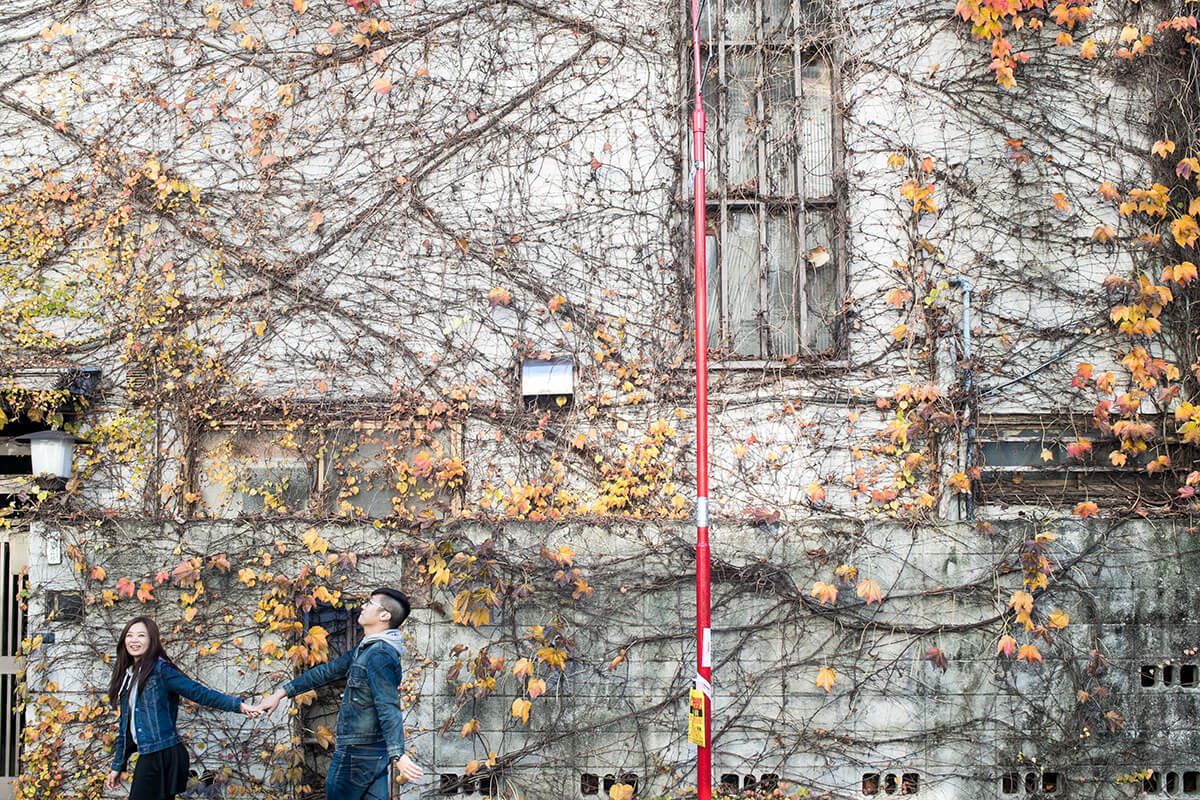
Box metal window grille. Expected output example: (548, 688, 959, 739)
(688, 0, 843, 359)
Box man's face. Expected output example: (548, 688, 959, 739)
(357, 595, 388, 628)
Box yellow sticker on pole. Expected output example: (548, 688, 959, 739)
(687, 688, 706, 746)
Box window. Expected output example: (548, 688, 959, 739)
(975, 413, 1189, 506)
(193, 418, 464, 519)
(690, 0, 842, 359)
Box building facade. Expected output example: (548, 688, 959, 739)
(1, 0, 1197, 797)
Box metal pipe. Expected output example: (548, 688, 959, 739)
(949, 278, 974, 520)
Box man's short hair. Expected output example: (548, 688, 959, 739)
(371, 588, 411, 629)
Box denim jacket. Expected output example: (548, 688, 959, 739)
(111, 658, 242, 771)
(283, 641, 406, 759)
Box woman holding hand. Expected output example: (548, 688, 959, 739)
(104, 616, 259, 799)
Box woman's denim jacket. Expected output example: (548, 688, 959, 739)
(283, 641, 405, 759)
(111, 658, 242, 771)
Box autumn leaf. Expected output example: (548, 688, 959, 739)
(1091, 225, 1114, 243)
(1055, 31, 1073, 46)
(856, 579, 883, 606)
(807, 481, 826, 504)
(115, 578, 135, 599)
(547, 295, 566, 312)
(372, 77, 392, 94)
(511, 698, 531, 724)
(890, 323, 908, 340)
(885, 287, 911, 307)
(886, 152, 905, 170)
(1152, 139, 1177, 158)
(947, 472, 971, 494)
(291, 0, 308, 11)
(487, 287, 512, 307)
(136, 583, 154, 603)
(1104, 710, 1125, 731)
(609, 785, 634, 800)
(313, 725, 334, 748)
(1073, 501, 1098, 518)
(996, 635, 1017, 657)
(1046, 610, 1069, 629)
(512, 658, 534, 679)
(1079, 39, 1097, 59)
(461, 718, 480, 738)
(810, 581, 838, 606)
(1017, 644, 1042, 664)
(301, 527, 329, 555)
(1052, 193, 1069, 212)
(1170, 215, 1199, 247)
(1065, 439, 1092, 460)
(1040, 448, 1054, 462)
(925, 646, 947, 672)
(807, 246, 830, 267)
(815, 666, 837, 692)
(1008, 590, 1034, 615)
(527, 677, 546, 699)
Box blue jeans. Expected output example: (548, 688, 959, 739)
(326, 743, 390, 800)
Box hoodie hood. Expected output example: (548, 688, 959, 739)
(357, 628, 406, 658)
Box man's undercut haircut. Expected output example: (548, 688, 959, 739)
(371, 588, 411, 629)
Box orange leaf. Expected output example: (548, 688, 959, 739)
(810, 581, 838, 606)
(997, 634, 1017, 657)
(815, 666, 837, 692)
(855, 579, 882, 606)
(1073, 501, 1098, 518)
(1079, 39, 1097, 59)
(1152, 139, 1177, 159)
(1008, 590, 1034, 615)
(1052, 192, 1069, 212)
(487, 287, 512, 306)
(372, 77, 392, 94)
(1046, 610, 1069, 629)
(1017, 644, 1043, 664)
(511, 698, 531, 725)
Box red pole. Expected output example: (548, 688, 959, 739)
(687, 2, 712, 799)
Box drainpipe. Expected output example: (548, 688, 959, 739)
(949, 278, 974, 520)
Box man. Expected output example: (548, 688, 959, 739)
(260, 587, 423, 799)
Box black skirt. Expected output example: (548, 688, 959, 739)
(128, 741, 189, 800)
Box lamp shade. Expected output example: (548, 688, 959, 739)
(15, 430, 88, 480)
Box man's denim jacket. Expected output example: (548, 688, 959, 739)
(283, 641, 405, 759)
(111, 658, 242, 771)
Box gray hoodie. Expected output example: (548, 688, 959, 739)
(356, 628, 406, 658)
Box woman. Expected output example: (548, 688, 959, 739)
(105, 616, 258, 800)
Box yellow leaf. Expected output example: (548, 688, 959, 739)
(291, 0, 308, 11)
(511, 698, 531, 724)
(815, 666, 837, 692)
(252, 320, 267, 336)
(1046, 610, 1069, 629)
(609, 784, 634, 800)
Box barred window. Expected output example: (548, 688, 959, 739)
(690, 0, 843, 359)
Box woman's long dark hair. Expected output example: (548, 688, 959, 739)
(106, 616, 175, 708)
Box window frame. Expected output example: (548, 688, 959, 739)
(682, 0, 847, 364)
(187, 418, 464, 520)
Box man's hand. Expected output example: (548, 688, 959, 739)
(391, 754, 423, 783)
(239, 701, 261, 718)
(105, 771, 122, 791)
(258, 689, 287, 716)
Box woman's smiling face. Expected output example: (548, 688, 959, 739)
(124, 622, 150, 660)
